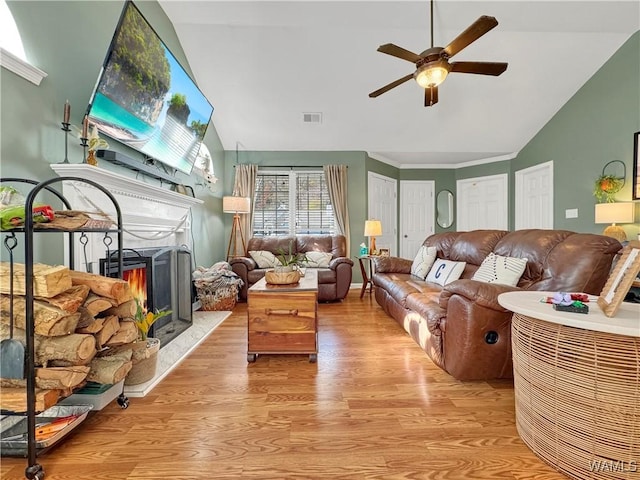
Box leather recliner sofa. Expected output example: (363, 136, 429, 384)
(230, 235, 354, 302)
(371, 229, 622, 381)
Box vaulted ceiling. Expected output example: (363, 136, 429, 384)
(158, 1, 639, 168)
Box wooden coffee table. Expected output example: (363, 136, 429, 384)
(247, 269, 318, 363)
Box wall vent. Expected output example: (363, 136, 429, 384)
(302, 112, 322, 124)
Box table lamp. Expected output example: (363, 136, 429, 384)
(223, 195, 251, 260)
(595, 202, 635, 242)
(364, 219, 382, 255)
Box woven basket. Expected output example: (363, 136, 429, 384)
(265, 269, 300, 285)
(197, 284, 238, 311)
(125, 338, 160, 385)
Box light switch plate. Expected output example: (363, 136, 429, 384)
(565, 208, 578, 219)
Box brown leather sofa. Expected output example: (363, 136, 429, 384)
(230, 235, 354, 302)
(372, 229, 622, 381)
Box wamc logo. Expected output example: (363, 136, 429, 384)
(589, 459, 637, 473)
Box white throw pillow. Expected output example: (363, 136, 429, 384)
(411, 245, 437, 279)
(472, 252, 528, 287)
(426, 258, 466, 286)
(303, 251, 333, 268)
(249, 251, 282, 269)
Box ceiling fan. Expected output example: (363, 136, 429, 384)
(369, 0, 508, 107)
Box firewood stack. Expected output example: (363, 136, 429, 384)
(0, 262, 141, 411)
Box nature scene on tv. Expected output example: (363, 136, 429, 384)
(88, 3, 213, 174)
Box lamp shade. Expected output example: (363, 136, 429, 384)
(594, 202, 635, 224)
(223, 196, 251, 214)
(364, 219, 382, 237)
(415, 62, 449, 88)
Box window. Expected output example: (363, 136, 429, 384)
(253, 171, 335, 237)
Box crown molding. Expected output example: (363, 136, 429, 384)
(0, 47, 47, 86)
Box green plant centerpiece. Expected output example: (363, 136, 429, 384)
(594, 174, 624, 203)
(265, 242, 309, 285)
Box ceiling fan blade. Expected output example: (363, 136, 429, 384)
(450, 61, 508, 76)
(377, 43, 423, 63)
(424, 85, 438, 107)
(443, 16, 499, 58)
(369, 73, 414, 98)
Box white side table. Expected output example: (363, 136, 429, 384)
(498, 291, 640, 480)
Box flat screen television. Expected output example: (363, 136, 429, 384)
(86, 1, 213, 175)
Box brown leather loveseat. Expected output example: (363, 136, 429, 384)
(230, 235, 353, 302)
(372, 229, 621, 381)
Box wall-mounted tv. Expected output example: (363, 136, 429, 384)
(87, 1, 213, 175)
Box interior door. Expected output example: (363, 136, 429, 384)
(400, 180, 434, 258)
(367, 172, 397, 255)
(515, 161, 554, 230)
(457, 174, 508, 231)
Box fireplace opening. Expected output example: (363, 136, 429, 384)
(100, 246, 193, 348)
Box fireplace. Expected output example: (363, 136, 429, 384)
(100, 246, 193, 348)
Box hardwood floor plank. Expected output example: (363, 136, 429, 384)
(1, 290, 568, 479)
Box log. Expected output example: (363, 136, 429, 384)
(36, 284, 90, 313)
(84, 293, 114, 317)
(1, 366, 90, 390)
(0, 388, 59, 412)
(95, 315, 119, 348)
(0, 324, 96, 366)
(76, 316, 106, 334)
(103, 298, 137, 318)
(0, 262, 72, 298)
(70, 270, 132, 305)
(105, 320, 138, 346)
(87, 351, 132, 385)
(75, 306, 95, 329)
(0, 294, 80, 336)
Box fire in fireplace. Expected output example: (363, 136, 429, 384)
(100, 246, 193, 348)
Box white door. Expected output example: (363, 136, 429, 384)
(367, 172, 397, 255)
(400, 180, 435, 258)
(457, 174, 508, 231)
(515, 161, 554, 230)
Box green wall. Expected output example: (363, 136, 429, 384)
(1, 1, 227, 267)
(513, 31, 640, 240)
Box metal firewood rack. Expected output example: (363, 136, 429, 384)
(0, 177, 126, 480)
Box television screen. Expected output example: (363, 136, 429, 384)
(87, 1, 213, 175)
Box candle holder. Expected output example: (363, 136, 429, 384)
(80, 137, 88, 164)
(59, 122, 71, 163)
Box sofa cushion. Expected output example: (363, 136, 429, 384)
(249, 250, 282, 268)
(426, 259, 466, 286)
(472, 252, 528, 287)
(411, 245, 437, 278)
(303, 251, 333, 268)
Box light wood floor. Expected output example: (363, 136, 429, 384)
(1, 290, 568, 480)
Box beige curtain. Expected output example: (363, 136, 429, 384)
(324, 165, 350, 256)
(233, 164, 257, 250)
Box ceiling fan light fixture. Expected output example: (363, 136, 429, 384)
(414, 62, 449, 88)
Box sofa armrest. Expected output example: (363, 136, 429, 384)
(229, 257, 257, 300)
(440, 279, 521, 312)
(371, 256, 412, 274)
(329, 256, 354, 270)
(229, 256, 257, 271)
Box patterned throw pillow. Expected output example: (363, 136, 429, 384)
(303, 251, 333, 268)
(425, 258, 466, 286)
(411, 245, 437, 279)
(472, 252, 528, 287)
(249, 251, 282, 269)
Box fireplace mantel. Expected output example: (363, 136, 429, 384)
(50, 164, 202, 209)
(50, 164, 202, 273)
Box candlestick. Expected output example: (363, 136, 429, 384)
(59, 121, 71, 164)
(63, 100, 70, 124)
(81, 114, 88, 139)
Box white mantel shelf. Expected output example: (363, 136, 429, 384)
(50, 164, 203, 208)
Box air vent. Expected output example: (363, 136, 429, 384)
(302, 112, 322, 124)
